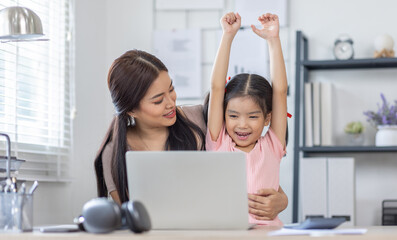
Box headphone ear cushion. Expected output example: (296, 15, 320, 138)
(82, 198, 122, 233)
(122, 201, 152, 233)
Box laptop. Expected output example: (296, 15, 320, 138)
(126, 151, 250, 230)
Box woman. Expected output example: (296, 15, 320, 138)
(94, 49, 287, 221)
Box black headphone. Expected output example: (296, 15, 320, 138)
(75, 198, 151, 234)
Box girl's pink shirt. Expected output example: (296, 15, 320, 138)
(206, 125, 286, 226)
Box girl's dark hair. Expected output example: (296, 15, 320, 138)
(203, 73, 288, 144)
(94, 50, 205, 203)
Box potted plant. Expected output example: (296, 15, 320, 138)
(344, 121, 364, 145)
(363, 93, 397, 146)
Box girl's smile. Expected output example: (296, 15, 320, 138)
(225, 96, 270, 152)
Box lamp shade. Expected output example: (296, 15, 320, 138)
(0, 6, 44, 40)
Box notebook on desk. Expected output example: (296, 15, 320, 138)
(125, 151, 250, 230)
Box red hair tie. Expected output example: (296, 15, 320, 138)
(287, 112, 292, 118)
(225, 76, 231, 93)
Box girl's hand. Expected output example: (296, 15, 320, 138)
(251, 13, 279, 40)
(220, 12, 241, 37)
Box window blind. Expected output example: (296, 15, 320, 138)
(0, 0, 74, 181)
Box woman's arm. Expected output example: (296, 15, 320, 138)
(101, 141, 123, 205)
(207, 12, 241, 141)
(251, 13, 288, 147)
(247, 186, 288, 220)
(277, 186, 288, 212)
(110, 191, 122, 205)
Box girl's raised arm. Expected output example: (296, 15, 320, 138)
(251, 13, 288, 147)
(208, 12, 241, 141)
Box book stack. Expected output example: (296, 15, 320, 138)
(304, 82, 333, 146)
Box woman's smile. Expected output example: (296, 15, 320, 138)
(164, 108, 176, 118)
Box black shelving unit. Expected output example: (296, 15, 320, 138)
(300, 146, 397, 153)
(302, 58, 397, 70)
(292, 31, 397, 222)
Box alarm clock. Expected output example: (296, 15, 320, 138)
(333, 35, 354, 60)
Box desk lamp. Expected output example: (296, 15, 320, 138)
(0, 6, 46, 42)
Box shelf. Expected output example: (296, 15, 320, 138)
(302, 58, 397, 70)
(292, 31, 397, 222)
(300, 146, 397, 153)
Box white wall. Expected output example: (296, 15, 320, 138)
(33, 0, 397, 226)
(71, 0, 108, 223)
(104, 0, 154, 66)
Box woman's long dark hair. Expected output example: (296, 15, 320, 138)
(94, 50, 205, 203)
(203, 73, 288, 144)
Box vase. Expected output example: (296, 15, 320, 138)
(346, 133, 364, 146)
(375, 125, 397, 146)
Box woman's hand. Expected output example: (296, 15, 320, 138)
(248, 187, 288, 220)
(220, 12, 241, 37)
(251, 13, 279, 40)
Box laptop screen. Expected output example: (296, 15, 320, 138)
(125, 151, 250, 230)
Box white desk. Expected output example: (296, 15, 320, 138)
(0, 226, 396, 239)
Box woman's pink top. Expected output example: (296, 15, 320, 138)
(206, 125, 286, 226)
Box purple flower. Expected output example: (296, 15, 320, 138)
(382, 115, 388, 125)
(363, 93, 397, 127)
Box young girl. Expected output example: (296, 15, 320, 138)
(206, 12, 288, 226)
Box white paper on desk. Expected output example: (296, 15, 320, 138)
(153, 29, 202, 99)
(37, 224, 79, 232)
(268, 228, 367, 236)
